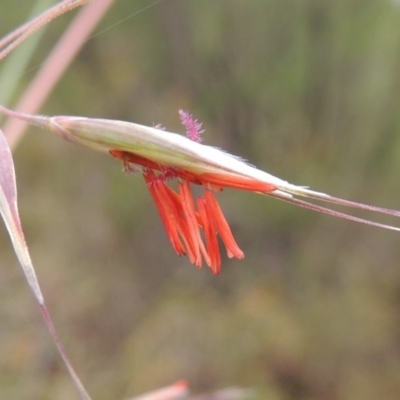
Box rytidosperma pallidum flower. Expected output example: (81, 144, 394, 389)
(1, 105, 400, 274)
(109, 110, 251, 274)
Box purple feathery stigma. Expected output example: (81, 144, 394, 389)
(179, 109, 204, 143)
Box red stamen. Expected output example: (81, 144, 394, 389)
(178, 181, 202, 267)
(145, 170, 206, 265)
(179, 181, 210, 268)
(197, 197, 221, 274)
(155, 179, 199, 265)
(143, 171, 186, 256)
(204, 189, 244, 260)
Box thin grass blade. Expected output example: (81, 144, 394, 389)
(0, 129, 91, 399)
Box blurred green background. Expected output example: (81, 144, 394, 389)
(1, 1, 400, 399)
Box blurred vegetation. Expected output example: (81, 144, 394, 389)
(1, 0, 400, 399)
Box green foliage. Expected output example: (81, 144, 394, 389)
(2, 0, 400, 399)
